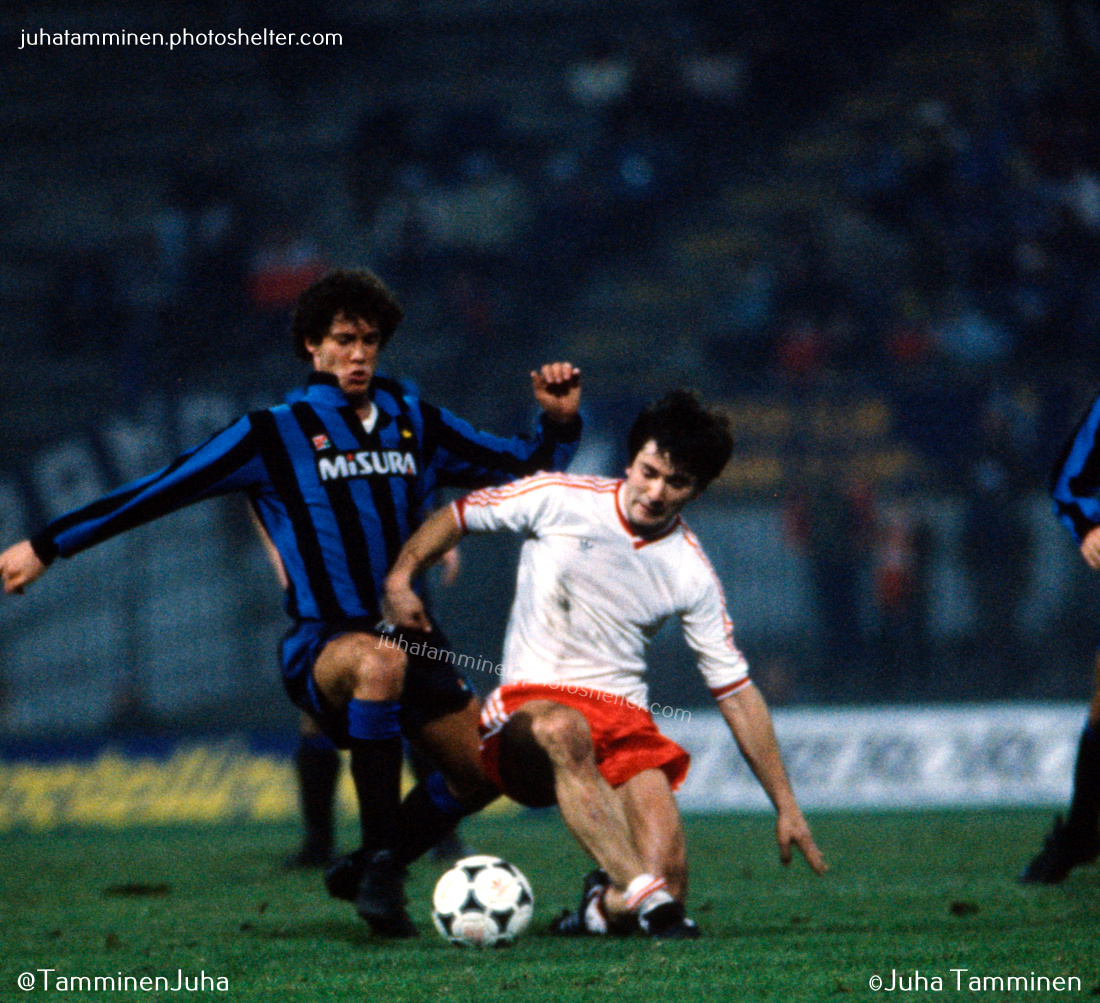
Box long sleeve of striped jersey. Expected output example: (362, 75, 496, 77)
(26, 376, 580, 624)
(30, 416, 266, 563)
(414, 401, 581, 495)
(1051, 393, 1100, 544)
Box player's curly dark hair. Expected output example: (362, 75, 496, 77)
(627, 390, 733, 491)
(291, 268, 404, 360)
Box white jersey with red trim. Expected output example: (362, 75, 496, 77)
(455, 472, 750, 708)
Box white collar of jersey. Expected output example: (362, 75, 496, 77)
(361, 401, 379, 433)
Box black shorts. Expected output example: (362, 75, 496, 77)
(280, 619, 474, 747)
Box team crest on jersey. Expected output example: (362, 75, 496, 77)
(312, 434, 333, 451)
(317, 450, 418, 481)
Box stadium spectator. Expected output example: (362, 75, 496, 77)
(774, 310, 828, 379)
(245, 222, 327, 351)
(521, 146, 606, 314)
(346, 107, 412, 226)
(370, 162, 438, 296)
(870, 491, 933, 697)
(0, 268, 583, 938)
(679, 23, 747, 178)
(563, 36, 634, 113)
(381, 391, 826, 939)
(163, 142, 251, 358)
(960, 407, 1031, 691)
(50, 246, 118, 354)
(113, 228, 175, 404)
(430, 151, 532, 258)
(247, 224, 327, 315)
(785, 469, 874, 692)
(1021, 390, 1100, 883)
(929, 287, 1012, 369)
(882, 289, 936, 369)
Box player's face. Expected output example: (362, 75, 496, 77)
(306, 312, 382, 399)
(621, 441, 698, 536)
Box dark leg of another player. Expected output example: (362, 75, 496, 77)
(287, 726, 470, 872)
(310, 634, 416, 936)
(345, 702, 409, 932)
(286, 717, 340, 868)
(325, 699, 498, 903)
(397, 699, 498, 861)
(405, 742, 472, 863)
(1021, 651, 1100, 884)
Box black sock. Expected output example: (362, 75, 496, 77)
(1067, 722, 1100, 834)
(405, 743, 435, 785)
(348, 738, 403, 856)
(346, 698, 403, 857)
(295, 734, 340, 853)
(394, 771, 468, 867)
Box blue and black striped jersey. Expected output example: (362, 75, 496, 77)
(1052, 393, 1100, 544)
(30, 372, 581, 622)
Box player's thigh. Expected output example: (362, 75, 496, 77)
(520, 699, 596, 763)
(497, 700, 595, 807)
(409, 697, 497, 804)
(618, 768, 687, 891)
(310, 630, 405, 705)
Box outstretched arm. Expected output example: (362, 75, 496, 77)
(717, 683, 828, 875)
(21, 416, 263, 569)
(383, 504, 465, 632)
(0, 540, 48, 595)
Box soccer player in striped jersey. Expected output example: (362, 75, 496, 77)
(1021, 394, 1100, 883)
(384, 391, 826, 939)
(0, 268, 582, 937)
(250, 503, 470, 870)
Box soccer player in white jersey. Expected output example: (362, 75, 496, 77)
(384, 391, 827, 938)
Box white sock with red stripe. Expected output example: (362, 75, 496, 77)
(624, 873, 673, 917)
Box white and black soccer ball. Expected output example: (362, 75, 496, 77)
(431, 855, 534, 947)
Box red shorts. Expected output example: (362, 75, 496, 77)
(479, 683, 690, 794)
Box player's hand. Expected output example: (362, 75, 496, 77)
(1081, 525, 1100, 570)
(0, 540, 47, 596)
(776, 809, 828, 876)
(382, 575, 433, 632)
(531, 362, 581, 425)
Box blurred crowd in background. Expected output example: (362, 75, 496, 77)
(30, 0, 1100, 391)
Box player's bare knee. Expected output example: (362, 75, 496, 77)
(349, 635, 406, 699)
(528, 703, 594, 769)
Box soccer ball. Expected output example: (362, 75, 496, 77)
(431, 855, 534, 947)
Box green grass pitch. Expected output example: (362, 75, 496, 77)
(0, 810, 1095, 1002)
